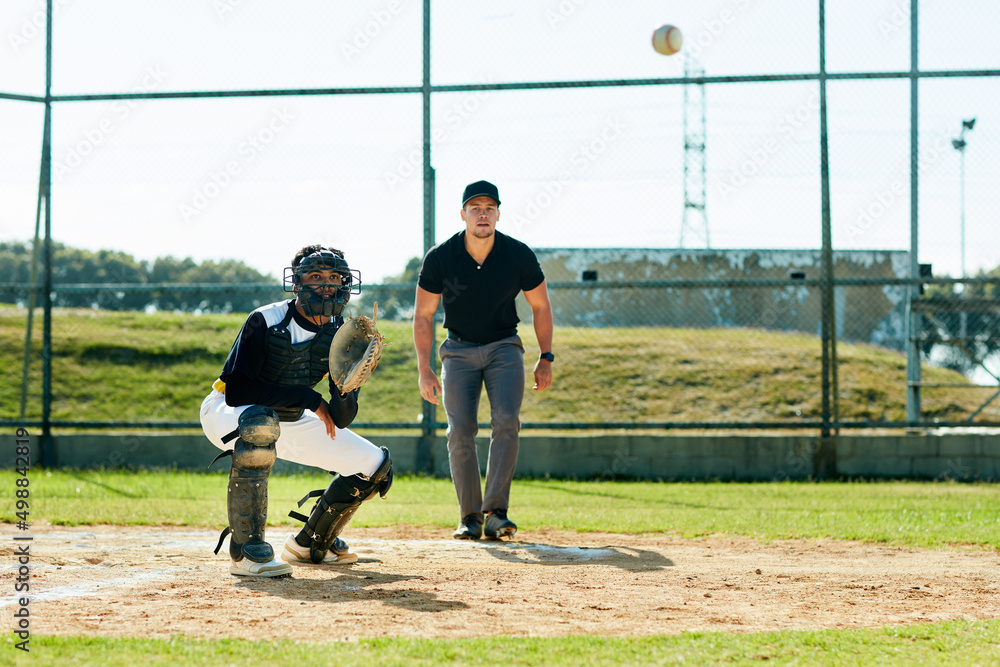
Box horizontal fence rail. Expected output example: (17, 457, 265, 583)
(4, 277, 1000, 294)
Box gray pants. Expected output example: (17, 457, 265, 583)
(440, 334, 525, 520)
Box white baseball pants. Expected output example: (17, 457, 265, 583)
(200, 390, 384, 478)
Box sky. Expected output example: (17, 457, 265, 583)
(0, 0, 998, 283)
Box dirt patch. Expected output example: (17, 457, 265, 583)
(5, 525, 1000, 641)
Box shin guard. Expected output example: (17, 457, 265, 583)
(292, 447, 392, 564)
(224, 406, 279, 563)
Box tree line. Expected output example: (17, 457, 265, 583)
(0, 241, 282, 313)
(0, 241, 424, 317)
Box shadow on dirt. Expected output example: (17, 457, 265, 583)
(237, 567, 470, 612)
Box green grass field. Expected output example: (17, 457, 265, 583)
(0, 308, 1000, 665)
(5, 307, 998, 663)
(5, 621, 1000, 667)
(8, 471, 1000, 550)
(4, 471, 1000, 665)
(4, 305, 998, 427)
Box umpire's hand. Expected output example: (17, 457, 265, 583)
(418, 368, 442, 405)
(533, 358, 553, 391)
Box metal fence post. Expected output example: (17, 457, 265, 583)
(905, 0, 923, 427)
(815, 0, 837, 478)
(40, 0, 56, 469)
(417, 0, 436, 474)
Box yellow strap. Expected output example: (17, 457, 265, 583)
(212, 375, 328, 393)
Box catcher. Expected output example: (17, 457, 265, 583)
(199, 245, 390, 578)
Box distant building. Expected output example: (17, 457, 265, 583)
(517, 248, 909, 350)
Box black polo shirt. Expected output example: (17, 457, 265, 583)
(418, 230, 545, 344)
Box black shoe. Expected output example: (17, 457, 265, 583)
(453, 514, 483, 540)
(484, 509, 517, 540)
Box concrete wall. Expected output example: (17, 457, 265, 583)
(24, 433, 1000, 481)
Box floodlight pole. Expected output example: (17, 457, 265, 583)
(952, 118, 974, 339)
(959, 142, 967, 281)
(951, 119, 975, 280)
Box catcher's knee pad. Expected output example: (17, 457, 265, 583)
(367, 446, 393, 500)
(292, 447, 392, 563)
(225, 436, 277, 563)
(237, 405, 280, 446)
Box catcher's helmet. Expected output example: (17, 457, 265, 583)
(283, 248, 361, 318)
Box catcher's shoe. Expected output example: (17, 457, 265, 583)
(280, 534, 359, 565)
(484, 509, 517, 540)
(229, 556, 292, 578)
(453, 514, 484, 540)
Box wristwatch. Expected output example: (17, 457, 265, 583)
(539, 352, 555, 362)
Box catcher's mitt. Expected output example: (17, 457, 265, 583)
(328, 303, 386, 394)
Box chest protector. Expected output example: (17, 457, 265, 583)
(257, 305, 339, 421)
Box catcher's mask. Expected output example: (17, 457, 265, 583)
(283, 249, 361, 318)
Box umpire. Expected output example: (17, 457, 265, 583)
(413, 180, 554, 540)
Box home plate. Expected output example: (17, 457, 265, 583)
(352, 538, 618, 563)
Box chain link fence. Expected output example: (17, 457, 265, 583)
(4, 273, 998, 433)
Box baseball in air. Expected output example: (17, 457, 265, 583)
(651, 24, 683, 56)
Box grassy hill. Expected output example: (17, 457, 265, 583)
(3, 305, 996, 431)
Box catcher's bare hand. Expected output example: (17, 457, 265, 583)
(314, 400, 337, 440)
(418, 368, 441, 405)
(532, 359, 553, 391)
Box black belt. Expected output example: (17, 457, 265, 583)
(448, 332, 510, 344)
(447, 332, 485, 344)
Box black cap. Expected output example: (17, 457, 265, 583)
(462, 180, 500, 207)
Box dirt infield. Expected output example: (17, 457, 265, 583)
(4, 525, 999, 641)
